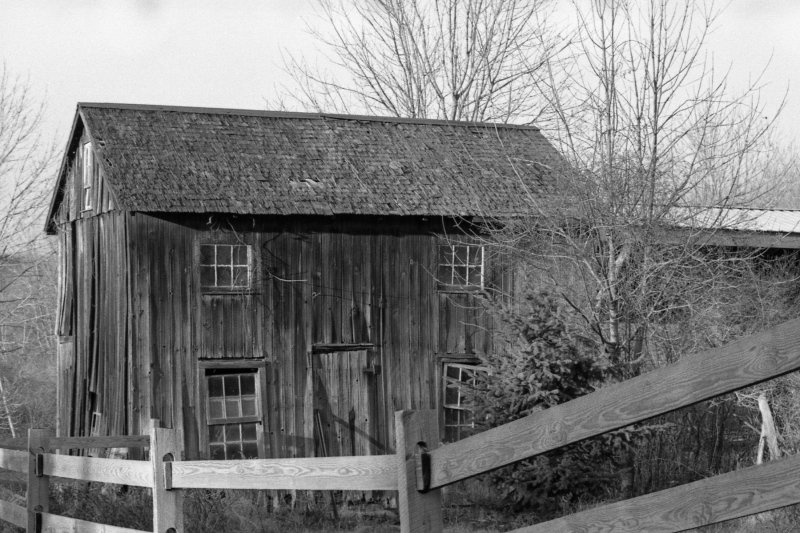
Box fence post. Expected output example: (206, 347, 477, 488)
(395, 410, 443, 533)
(27, 428, 52, 533)
(149, 419, 184, 533)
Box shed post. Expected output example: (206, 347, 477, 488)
(26, 428, 52, 533)
(395, 410, 443, 533)
(149, 419, 184, 533)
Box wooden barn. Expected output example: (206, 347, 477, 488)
(44, 103, 562, 460)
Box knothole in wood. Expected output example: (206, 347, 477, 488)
(415, 441, 432, 493)
(162, 452, 174, 490)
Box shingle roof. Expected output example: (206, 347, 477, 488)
(73, 103, 561, 217)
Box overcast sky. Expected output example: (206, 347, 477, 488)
(1, 1, 799, 148)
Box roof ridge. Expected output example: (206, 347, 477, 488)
(76, 102, 541, 130)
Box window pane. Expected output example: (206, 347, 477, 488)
(208, 377, 224, 397)
(226, 443, 243, 459)
(225, 399, 241, 418)
(240, 375, 255, 395)
(233, 245, 249, 265)
(453, 245, 468, 265)
(217, 245, 232, 265)
(444, 386, 458, 406)
(200, 245, 215, 265)
(468, 266, 482, 287)
(242, 442, 259, 459)
(468, 246, 482, 263)
(232, 266, 248, 287)
(217, 267, 232, 287)
(452, 266, 468, 285)
(224, 376, 240, 396)
(209, 399, 225, 420)
(444, 408, 459, 426)
(241, 423, 257, 441)
(210, 444, 225, 460)
(225, 424, 241, 441)
(241, 398, 257, 417)
(208, 425, 224, 444)
(200, 266, 216, 287)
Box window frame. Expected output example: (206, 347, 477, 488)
(199, 242, 254, 293)
(81, 141, 93, 211)
(437, 243, 485, 291)
(440, 358, 487, 442)
(198, 359, 267, 460)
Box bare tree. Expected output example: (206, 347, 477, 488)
(282, 0, 558, 123)
(497, 0, 788, 368)
(492, 0, 793, 499)
(0, 62, 57, 436)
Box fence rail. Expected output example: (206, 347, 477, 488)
(0, 319, 798, 532)
(514, 451, 800, 533)
(428, 317, 800, 490)
(170, 454, 398, 491)
(43, 454, 153, 487)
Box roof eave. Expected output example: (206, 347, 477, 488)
(44, 105, 85, 234)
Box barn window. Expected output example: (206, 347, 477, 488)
(205, 368, 262, 460)
(81, 142, 93, 211)
(442, 362, 487, 442)
(200, 244, 252, 290)
(438, 244, 484, 289)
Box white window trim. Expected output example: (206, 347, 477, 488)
(204, 367, 263, 460)
(438, 243, 485, 289)
(199, 243, 253, 291)
(442, 362, 488, 442)
(81, 142, 93, 211)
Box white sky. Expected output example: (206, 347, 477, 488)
(1, 0, 799, 148)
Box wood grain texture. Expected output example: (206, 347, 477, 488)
(40, 511, 148, 533)
(171, 454, 398, 490)
(0, 448, 28, 472)
(42, 454, 152, 487)
(0, 498, 26, 528)
(49, 435, 150, 450)
(61, 212, 497, 462)
(150, 422, 184, 533)
(395, 410, 442, 533)
(515, 452, 800, 533)
(429, 317, 800, 489)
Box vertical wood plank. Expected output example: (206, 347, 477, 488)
(27, 428, 52, 532)
(395, 410, 442, 533)
(150, 419, 184, 533)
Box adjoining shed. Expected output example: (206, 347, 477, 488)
(44, 103, 563, 460)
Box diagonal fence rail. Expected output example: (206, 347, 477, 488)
(404, 317, 800, 532)
(426, 317, 800, 490)
(0, 318, 797, 532)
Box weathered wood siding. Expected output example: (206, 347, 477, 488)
(54, 131, 127, 442)
(127, 214, 196, 453)
(56, 206, 506, 460)
(125, 215, 504, 459)
(55, 211, 129, 440)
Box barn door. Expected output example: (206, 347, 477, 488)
(313, 349, 382, 457)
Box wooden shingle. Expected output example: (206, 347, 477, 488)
(49, 103, 563, 226)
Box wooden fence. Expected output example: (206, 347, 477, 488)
(0, 317, 799, 532)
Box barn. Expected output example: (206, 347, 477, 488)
(44, 103, 562, 460)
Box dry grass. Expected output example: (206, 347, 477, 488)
(1, 477, 798, 532)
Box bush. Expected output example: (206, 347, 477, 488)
(469, 291, 637, 514)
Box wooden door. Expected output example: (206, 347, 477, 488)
(312, 349, 383, 457)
